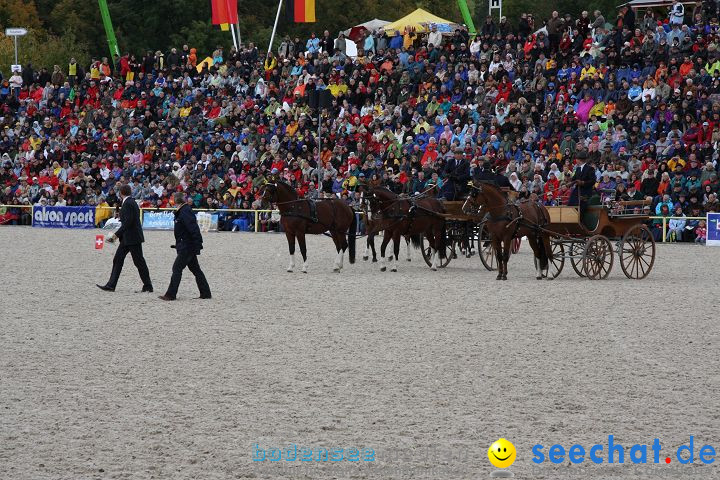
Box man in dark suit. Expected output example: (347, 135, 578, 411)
(442, 148, 471, 200)
(473, 159, 496, 182)
(158, 192, 211, 301)
(97, 184, 153, 292)
(569, 150, 596, 207)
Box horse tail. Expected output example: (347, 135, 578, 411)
(437, 220, 447, 259)
(348, 210, 357, 264)
(541, 233, 552, 268)
(537, 233, 549, 270)
(409, 234, 422, 250)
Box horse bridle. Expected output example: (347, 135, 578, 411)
(466, 182, 517, 223)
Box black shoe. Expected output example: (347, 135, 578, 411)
(97, 284, 115, 292)
(158, 295, 176, 301)
(195, 294, 212, 299)
(141, 285, 154, 293)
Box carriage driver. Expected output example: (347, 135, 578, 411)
(568, 150, 596, 208)
(441, 148, 471, 200)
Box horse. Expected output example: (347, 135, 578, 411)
(364, 186, 447, 272)
(360, 205, 412, 263)
(262, 180, 356, 273)
(463, 180, 552, 280)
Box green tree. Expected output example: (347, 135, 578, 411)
(0, 29, 89, 76)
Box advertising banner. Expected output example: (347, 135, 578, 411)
(32, 205, 95, 229)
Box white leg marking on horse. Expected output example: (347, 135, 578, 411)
(287, 253, 295, 272)
(431, 249, 438, 271)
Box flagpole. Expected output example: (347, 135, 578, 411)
(268, 0, 283, 55)
(225, 0, 238, 50)
(229, 23, 238, 50)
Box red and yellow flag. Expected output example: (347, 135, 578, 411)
(211, 0, 238, 25)
(294, 0, 315, 22)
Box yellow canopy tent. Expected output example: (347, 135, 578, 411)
(196, 56, 214, 73)
(382, 8, 458, 34)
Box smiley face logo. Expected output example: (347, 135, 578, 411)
(488, 438, 516, 468)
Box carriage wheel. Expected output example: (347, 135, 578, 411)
(511, 237, 521, 254)
(619, 224, 656, 279)
(543, 241, 565, 280)
(477, 224, 497, 271)
(420, 236, 453, 268)
(582, 235, 614, 280)
(570, 241, 586, 277)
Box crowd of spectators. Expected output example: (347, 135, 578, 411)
(0, 0, 719, 241)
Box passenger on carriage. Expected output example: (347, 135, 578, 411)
(441, 149, 470, 200)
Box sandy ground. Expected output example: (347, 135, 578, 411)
(1, 227, 719, 479)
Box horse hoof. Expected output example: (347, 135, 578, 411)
(536, 276, 543, 280)
(372, 258, 377, 263)
(362, 256, 368, 261)
(407, 258, 411, 262)
(302, 269, 307, 274)
(287, 269, 293, 273)
(380, 267, 386, 272)
(391, 268, 397, 272)
(431, 266, 437, 271)
(496, 276, 502, 281)
(502, 276, 508, 281)
(333, 268, 340, 273)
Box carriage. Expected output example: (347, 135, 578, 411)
(540, 199, 656, 280)
(418, 195, 656, 280)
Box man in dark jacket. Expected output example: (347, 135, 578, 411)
(159, 192, 211, 300)
(569, 150, 596, 206)
(442, 149, 471, 200)
(98, 184, 153, 292)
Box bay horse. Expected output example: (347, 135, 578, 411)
(360, 206, 412, 263)
(463, 180, 552, 280)
(364, 186, 447, 272)
(262, 181, 356, 273)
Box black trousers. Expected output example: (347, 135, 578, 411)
(164, 250, 211, 299)
(108, 243, 152, 289)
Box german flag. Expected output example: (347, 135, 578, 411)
(293, 0, 315, 22)
(211, 0, 238, 27)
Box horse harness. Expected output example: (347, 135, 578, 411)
(280, 198, 338, 232)
(486, 197, 549, 239)
(371, 195, 441, 234)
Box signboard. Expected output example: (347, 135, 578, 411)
(196, 212, 219, 232)
(5, 28, 28, 36)
(489, 0, 502, 17)
(707, 213, 720, 246)
(32, 205, 95, 229)
(142, 210, 218, 232)
(10, 64, 21, 72)
(142, 210, 175, 230)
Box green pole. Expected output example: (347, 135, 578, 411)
(98, 0, 120, 60)
(457, 0, 477, 38)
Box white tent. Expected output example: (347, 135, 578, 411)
(342, 18, 390, 37)
(620, 0, 699, 9)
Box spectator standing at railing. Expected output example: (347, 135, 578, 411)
(668, 205, 687, 241)
(695, 220, 707, 244)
